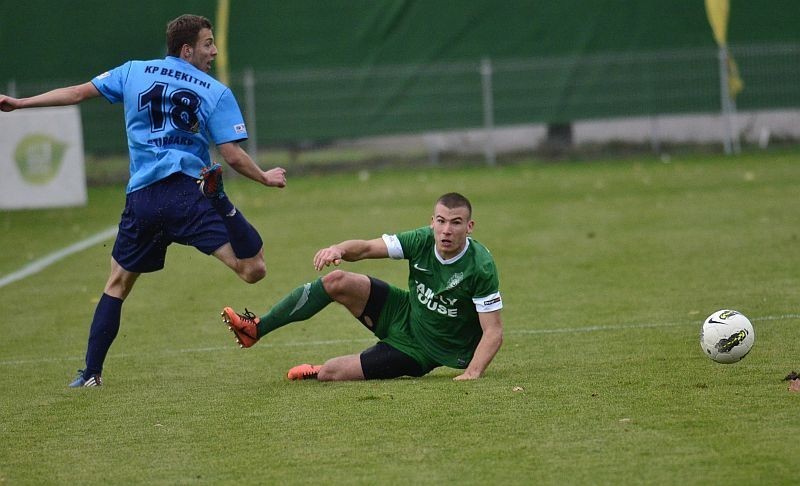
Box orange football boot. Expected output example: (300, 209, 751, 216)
(221, 307, 260, 348)
(287, 364, 322, 380)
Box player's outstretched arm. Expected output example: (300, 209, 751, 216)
(0, 82, 99, 112)
(454, 310, 504, 381)
(217, 141, 286, 188)
(313, 238, 389, 271)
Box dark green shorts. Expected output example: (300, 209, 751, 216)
(361, 277, 439, 374)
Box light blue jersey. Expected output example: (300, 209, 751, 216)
(92, 56, 248, 193)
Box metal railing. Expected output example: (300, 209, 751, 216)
(7, 43, 800, 157)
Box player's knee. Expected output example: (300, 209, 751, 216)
(104, 261, 139, 299)
(317, 364, 349, 382)
(321, 269, 348, 296)
(317, 356, 363, 381)
(240, 261, 267, 284)
(316, 366, 336, 382)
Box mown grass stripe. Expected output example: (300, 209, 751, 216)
(0, 226, 118, 289)
(1, 314, 796, 367)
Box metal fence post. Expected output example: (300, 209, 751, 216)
(718, 46, 740, 155)
(480, 58, 496, 166)
(649, 116, 661, 155)
(7, 79, 17, 97)
(243, 67, 258, 159)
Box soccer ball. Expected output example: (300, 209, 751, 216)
(700, 309, 755, 363)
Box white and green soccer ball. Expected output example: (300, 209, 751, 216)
(700, 310, 755, 364)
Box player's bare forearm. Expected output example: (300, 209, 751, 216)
(1, 82, 99, 111)
(454, 313, 503, 381)
(313, 240, 367, 271)
(313, 238, 387, 271)
(218, 142, 286, 188)
(237, 162, 286, 189)
(454, 329, 502, 380)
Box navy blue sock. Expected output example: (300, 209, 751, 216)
(208, 194, 263, 259)
(208, 192, 236, 217)
(83, 293, 123, 378)
(224, 209, 264, 259)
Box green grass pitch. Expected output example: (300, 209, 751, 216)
(1, 150, 799, 484)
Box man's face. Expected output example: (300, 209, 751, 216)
(187, 28, 217, 73)
(430, 203, 474, 260)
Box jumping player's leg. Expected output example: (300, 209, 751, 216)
(72, 257, 139, 386)
(212, 244, 266, 284)
(72, 176, 186, 387)
(200, 164, 264, 281)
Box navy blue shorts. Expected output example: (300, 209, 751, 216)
(112, 172, 229, 273)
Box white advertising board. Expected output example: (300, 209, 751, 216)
(0, 106, 87, 209)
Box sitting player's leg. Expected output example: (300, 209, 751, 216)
(317, 354, 365, 381)
(318, 270, 373, 322)
(286, 355, 365, 381)
(356, 342, 426, 380)
(221, 276, 336, 347)
(223, 270, 374, 348)
(286, 275, 402, 381)
(317, 277, 432, 380)
(312, 342, 426, 381)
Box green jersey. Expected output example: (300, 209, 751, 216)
(382, 226, 502, 368)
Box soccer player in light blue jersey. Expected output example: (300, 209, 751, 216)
(222, 193, 504, 381)
(0, 14, 287, 388)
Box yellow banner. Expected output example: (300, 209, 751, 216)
(727, 57, 744, 98)
(705, 0, 729, 46)
(215, 0, 230, 86)
(705, 0, 743, 98)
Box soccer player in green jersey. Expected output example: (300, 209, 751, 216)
(221, 192, 503, 381)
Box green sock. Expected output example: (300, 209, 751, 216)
(257, 278, 333, 337)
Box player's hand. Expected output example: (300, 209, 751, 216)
(453, 370, 481, 381)
(0, 95, 22, 112)
(264, 167, 286, 188)
(313, 246, 343, 271)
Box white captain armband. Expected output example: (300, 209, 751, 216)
(382, 234, 404, 259)
(473, 292, 503, 312)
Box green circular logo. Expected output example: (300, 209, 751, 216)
(14, 134, 67, 184)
